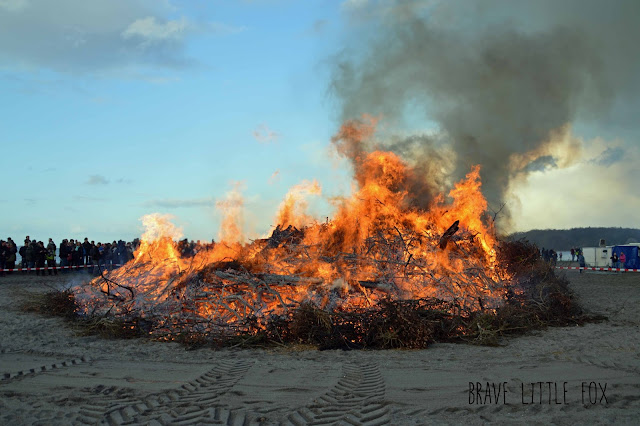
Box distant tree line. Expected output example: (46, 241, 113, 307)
(507, 227, 640, 251)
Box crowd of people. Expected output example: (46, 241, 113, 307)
(0, 236, 214, 277)
(0, 238, 18, 274)
(0, 236, 140, 277)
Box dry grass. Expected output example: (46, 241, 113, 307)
(21, 289, 78, 320)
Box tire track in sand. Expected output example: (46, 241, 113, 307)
(1, 348, 90, 383)
(284, 362, 390, 426)
(75, 358, 256, 425)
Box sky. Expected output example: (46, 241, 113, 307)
(1, 0, 638, 245)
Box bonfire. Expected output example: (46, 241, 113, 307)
(68, 118, 586, 348)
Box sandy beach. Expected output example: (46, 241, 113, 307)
(1, 271, 638, 425)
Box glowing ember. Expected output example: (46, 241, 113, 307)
(73, 119, 510, 339)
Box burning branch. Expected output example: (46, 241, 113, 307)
(97, 264, 135, 300)
(439, 220, 460, 250)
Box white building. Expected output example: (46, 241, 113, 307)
(581, 246, 613, 267)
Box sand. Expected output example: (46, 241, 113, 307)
(0, 271, 638, 425)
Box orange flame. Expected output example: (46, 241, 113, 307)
(276, 179, 321, 229)
(216, 183, 245, 244)
(75, 118, 508, 336)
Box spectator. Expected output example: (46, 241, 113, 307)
(73, 241, 83, 271)
(103, 243, 113, 270)
(619, 251, 627, 269)
(26, 240, 36, 272)
(35, 241, 46, 276)
(19, 240, 29, 271)
(82, 237, 92, 265)
(116, 240, 127, 266)
(611, 252, 618, 269)
(4, 239, 17, 274)
(45, 242, 57, 276)
(46, 238, 56, 258)
(45, 238, 57, 275)
(22, 235, 31, 269)
(125, 242, 135, 261)
(87, 241, 96, 273)
(578, 252, 586, 273)
(570, 248, 575, 261)
(98, 242, 106, 269)
(91, 243, 102, 271)
(67, 239, 74, 269)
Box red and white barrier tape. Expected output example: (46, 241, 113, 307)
(555, 266, 640, 273)
(3, 264, 637, 273)
(1, 264, 123, 272)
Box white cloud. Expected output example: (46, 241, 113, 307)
(122, 16, 189, 43)
(0, 0, 241, 75)
(0, 0, 186, 72)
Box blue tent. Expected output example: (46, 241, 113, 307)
(612, 245, 640, 269)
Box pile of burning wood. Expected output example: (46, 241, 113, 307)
(62, 125, 593, 348)
(65, 222, 591, 349)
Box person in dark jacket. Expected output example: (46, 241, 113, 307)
(82, 237, 91, 266)
(116, 240, 127, 266)
(59, 239, 68, 272)
(35, 241, 46, 275)
(46, 238, 57, 275)
(125, 242, 134, 261)
(7, 238, 17, 258)
(26, 240, 37, 273)
(104, 242, 113, 270)
(4, 239, 17, 275)
(71, 241, 83, 271)
(91, 243, 101, 274)
(86, 241, 96, 274)
(98, 243, 107, 269)
(20, 240, 30, 272)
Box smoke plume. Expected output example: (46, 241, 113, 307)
(330, 0, 639, 229)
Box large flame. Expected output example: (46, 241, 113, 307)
(74, 119, 508, 336)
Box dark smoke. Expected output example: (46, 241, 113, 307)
(330, 0, 639, 229)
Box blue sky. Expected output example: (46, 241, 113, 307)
(1, 0, 639, 244)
